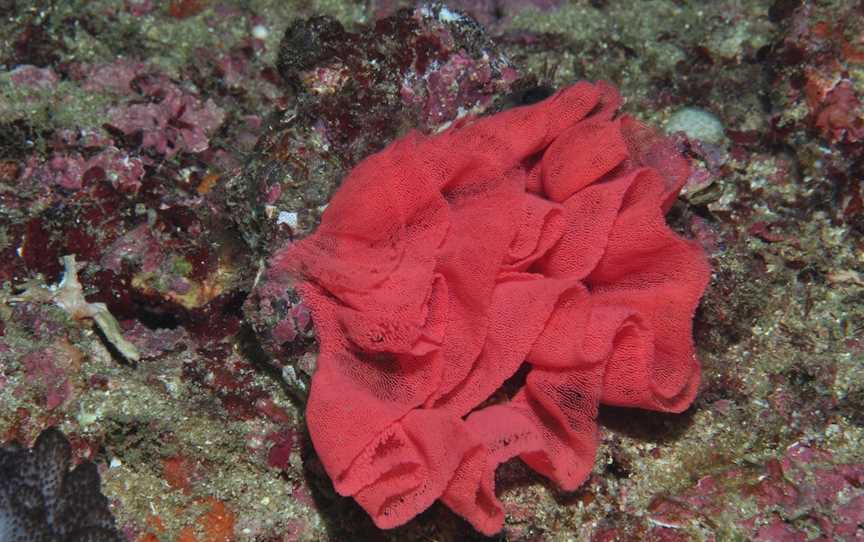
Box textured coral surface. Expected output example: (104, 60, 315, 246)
(0, 427, 121, 541)
(0, 0, 861, 541)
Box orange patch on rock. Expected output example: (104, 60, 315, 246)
(147, 514, 167, 533)
(168, 0, 206, 18)
(196, 173, 221, 195)
(162, 456, 192, 494)
(176, 498, 237, 542)
(199, 500, 236, 542)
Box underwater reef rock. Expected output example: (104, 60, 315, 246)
(240, 2, 523, 398)
(226, 3, 520, 254)
(1, 0, 861, 540)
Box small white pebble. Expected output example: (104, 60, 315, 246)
(252, 25, 269, 39)
(277, 211, 299, 228)
(110, 458, 122, 469)
(438, 6, 463, 22)
(666, 107, 726, 144)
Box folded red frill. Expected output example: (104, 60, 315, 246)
(271, 81, 711, 535)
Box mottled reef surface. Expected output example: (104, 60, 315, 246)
(0, 0, 862, 541)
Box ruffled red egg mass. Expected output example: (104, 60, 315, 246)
(272, 81, 711, 534)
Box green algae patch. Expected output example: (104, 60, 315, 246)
(0, 73, 115, 131)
